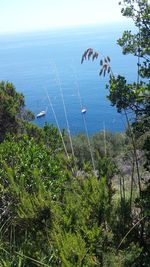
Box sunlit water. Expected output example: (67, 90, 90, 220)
(0, 23, 137, 135)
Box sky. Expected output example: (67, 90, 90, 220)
(0, 0, 127, 33)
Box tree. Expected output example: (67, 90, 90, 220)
(118, 0, 150, 79)
(116, 0, 150, 172)
(81, 0, 150, 179)
(0, 81, 34, 142)
(81, 1, 150, 265)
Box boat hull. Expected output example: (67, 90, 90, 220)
(36, 111, 46, 118)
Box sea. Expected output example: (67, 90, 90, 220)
(0, 23, 137, 135)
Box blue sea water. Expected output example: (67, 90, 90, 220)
(0, 23, 137, 135)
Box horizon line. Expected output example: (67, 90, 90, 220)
(0, 20, 133, 36)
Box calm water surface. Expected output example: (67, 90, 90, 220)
(0, 24, 137, 134)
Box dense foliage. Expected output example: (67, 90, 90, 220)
(0, 81, 34, 142)
(0, 131, 144, 266)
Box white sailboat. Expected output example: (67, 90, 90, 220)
(36, 107, 47, 118)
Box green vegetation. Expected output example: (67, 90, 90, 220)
(0, 81, 34, 142)
(0, 0, 150, 266)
